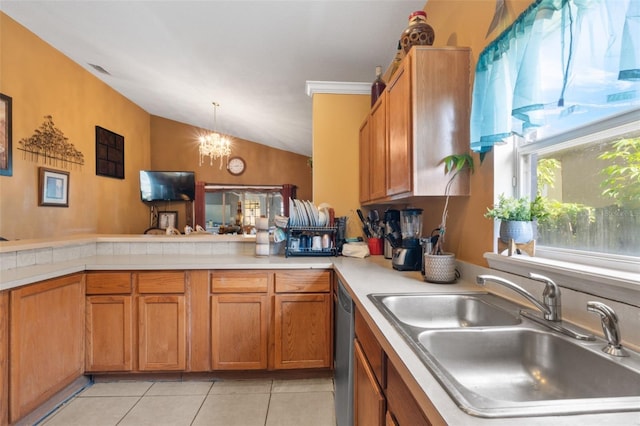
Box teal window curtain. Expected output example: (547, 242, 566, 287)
(470, 0, 640, 153)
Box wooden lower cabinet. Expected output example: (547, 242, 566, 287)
(85, 272, 134, 372)
(86, 295, 133, 371)
(9, 274, 85, 424)
(211, 294, 268, 369)
(274, 293, 331, 369)
(355, 307, 437, 426)
(386, 360, 430, 426)
(138, 294, 186, 371)
(354, 340, 385, 426)
(1, 291, 9, 426)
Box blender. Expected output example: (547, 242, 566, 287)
(392, 208, 423, 271)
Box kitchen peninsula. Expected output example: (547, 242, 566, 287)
(1, 235, 638, 425)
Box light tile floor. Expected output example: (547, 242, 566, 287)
(39, 378, 336, 426)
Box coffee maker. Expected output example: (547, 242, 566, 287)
(392, 208, 423, 271)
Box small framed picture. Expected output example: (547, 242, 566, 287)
(38, 167, 70, 207)
(158, 211, 178, 229)
(0, 93, 12, 176)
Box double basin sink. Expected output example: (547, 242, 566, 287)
(368, 292, 640, 418)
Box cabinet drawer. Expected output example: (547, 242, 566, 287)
(137, 272, 185, 294)
(86, 272, 132, 294)
(355, 309, 385, 388)
(211, 271, 270, 293)
(275, 270, 331, 293)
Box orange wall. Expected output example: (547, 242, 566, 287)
(420, 0, 530, 265)
(0, 13, 313, 238)
(310, 1, 531, 266)
(149, 116, 312, 227)
(0, 13, 151, 239)
(312, 93, 370, 237)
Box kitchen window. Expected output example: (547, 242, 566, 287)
(517, 110, 640, 273)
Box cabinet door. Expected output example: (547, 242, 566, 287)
(386, 360, 430, 426)
(369, 93, 388, 200)
(359, 117, 371, 203)
(274, 293, 331, 369)
(211, 294, 268, 370)
(386, 56, 412, 196)
(86, 295, 133, 372)
(9, 275, 85, 423)
(354, 340, 385, 426)
(138, 295, 186, 371)
(1, 292, 8, 426)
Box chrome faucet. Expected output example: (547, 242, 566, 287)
(476, 273, 561, 321)
(587, 301, 629, 357)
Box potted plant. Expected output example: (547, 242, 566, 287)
(424, 153, 475, 283)
(484, 194, 547, 243)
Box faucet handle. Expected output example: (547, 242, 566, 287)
(529, 273, 561, 321)
(587, 301, 629, 357)
(528, 273, 561, 298)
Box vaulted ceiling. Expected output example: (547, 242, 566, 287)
(2, 1, 426, 156)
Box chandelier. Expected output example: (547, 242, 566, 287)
(199, 102, 231, 169)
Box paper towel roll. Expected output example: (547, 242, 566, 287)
(255, 243, 270, 256)
(256, 231, 270, 245)
(256, 217, 269, 230)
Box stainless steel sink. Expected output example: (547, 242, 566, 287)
(368, 292, 640, 418)
(370, 293, 521, 329)
(418, 328, 640, 417)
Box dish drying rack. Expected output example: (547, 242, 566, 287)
(284, 222, 338, 257)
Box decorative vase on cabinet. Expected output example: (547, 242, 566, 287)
(400, 11, 435, 53)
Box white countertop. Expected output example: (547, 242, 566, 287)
(1, 241, 639, 424)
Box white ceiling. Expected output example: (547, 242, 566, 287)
(1, 0, 426, 156)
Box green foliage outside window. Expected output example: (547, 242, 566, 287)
(598, 137, 640, 209)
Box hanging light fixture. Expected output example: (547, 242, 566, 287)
(199, 102, 231, 169)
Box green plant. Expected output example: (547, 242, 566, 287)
(432, 153, 476, 254)
(598, 137, 640, 208)
(484, 194, 547, 221)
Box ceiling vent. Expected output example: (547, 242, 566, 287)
(88, 63, 111, 75)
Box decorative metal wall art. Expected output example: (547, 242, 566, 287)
(18, 115, 85, 169)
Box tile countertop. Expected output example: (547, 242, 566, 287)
(1, 241, 639, 424)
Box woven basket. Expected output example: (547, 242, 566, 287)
(423, 252, 458, 284)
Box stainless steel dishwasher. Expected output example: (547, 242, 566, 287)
(335, 278, 354, 426)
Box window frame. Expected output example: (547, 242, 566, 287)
(487, 109, 640, 304)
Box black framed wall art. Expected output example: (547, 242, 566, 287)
(95, 125, 124, 179)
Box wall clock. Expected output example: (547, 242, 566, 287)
(227, 156, 246, 176)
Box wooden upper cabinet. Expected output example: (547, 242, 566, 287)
(360, 46, 471, 204)
(360, 93, 388, 203)
(369, 93, 388, 201)
(386, 56, 413, 197)
(359, 116, 371, 203)
(410, 47, 471, 197)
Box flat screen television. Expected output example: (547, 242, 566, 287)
(139, 171, 196, 202)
